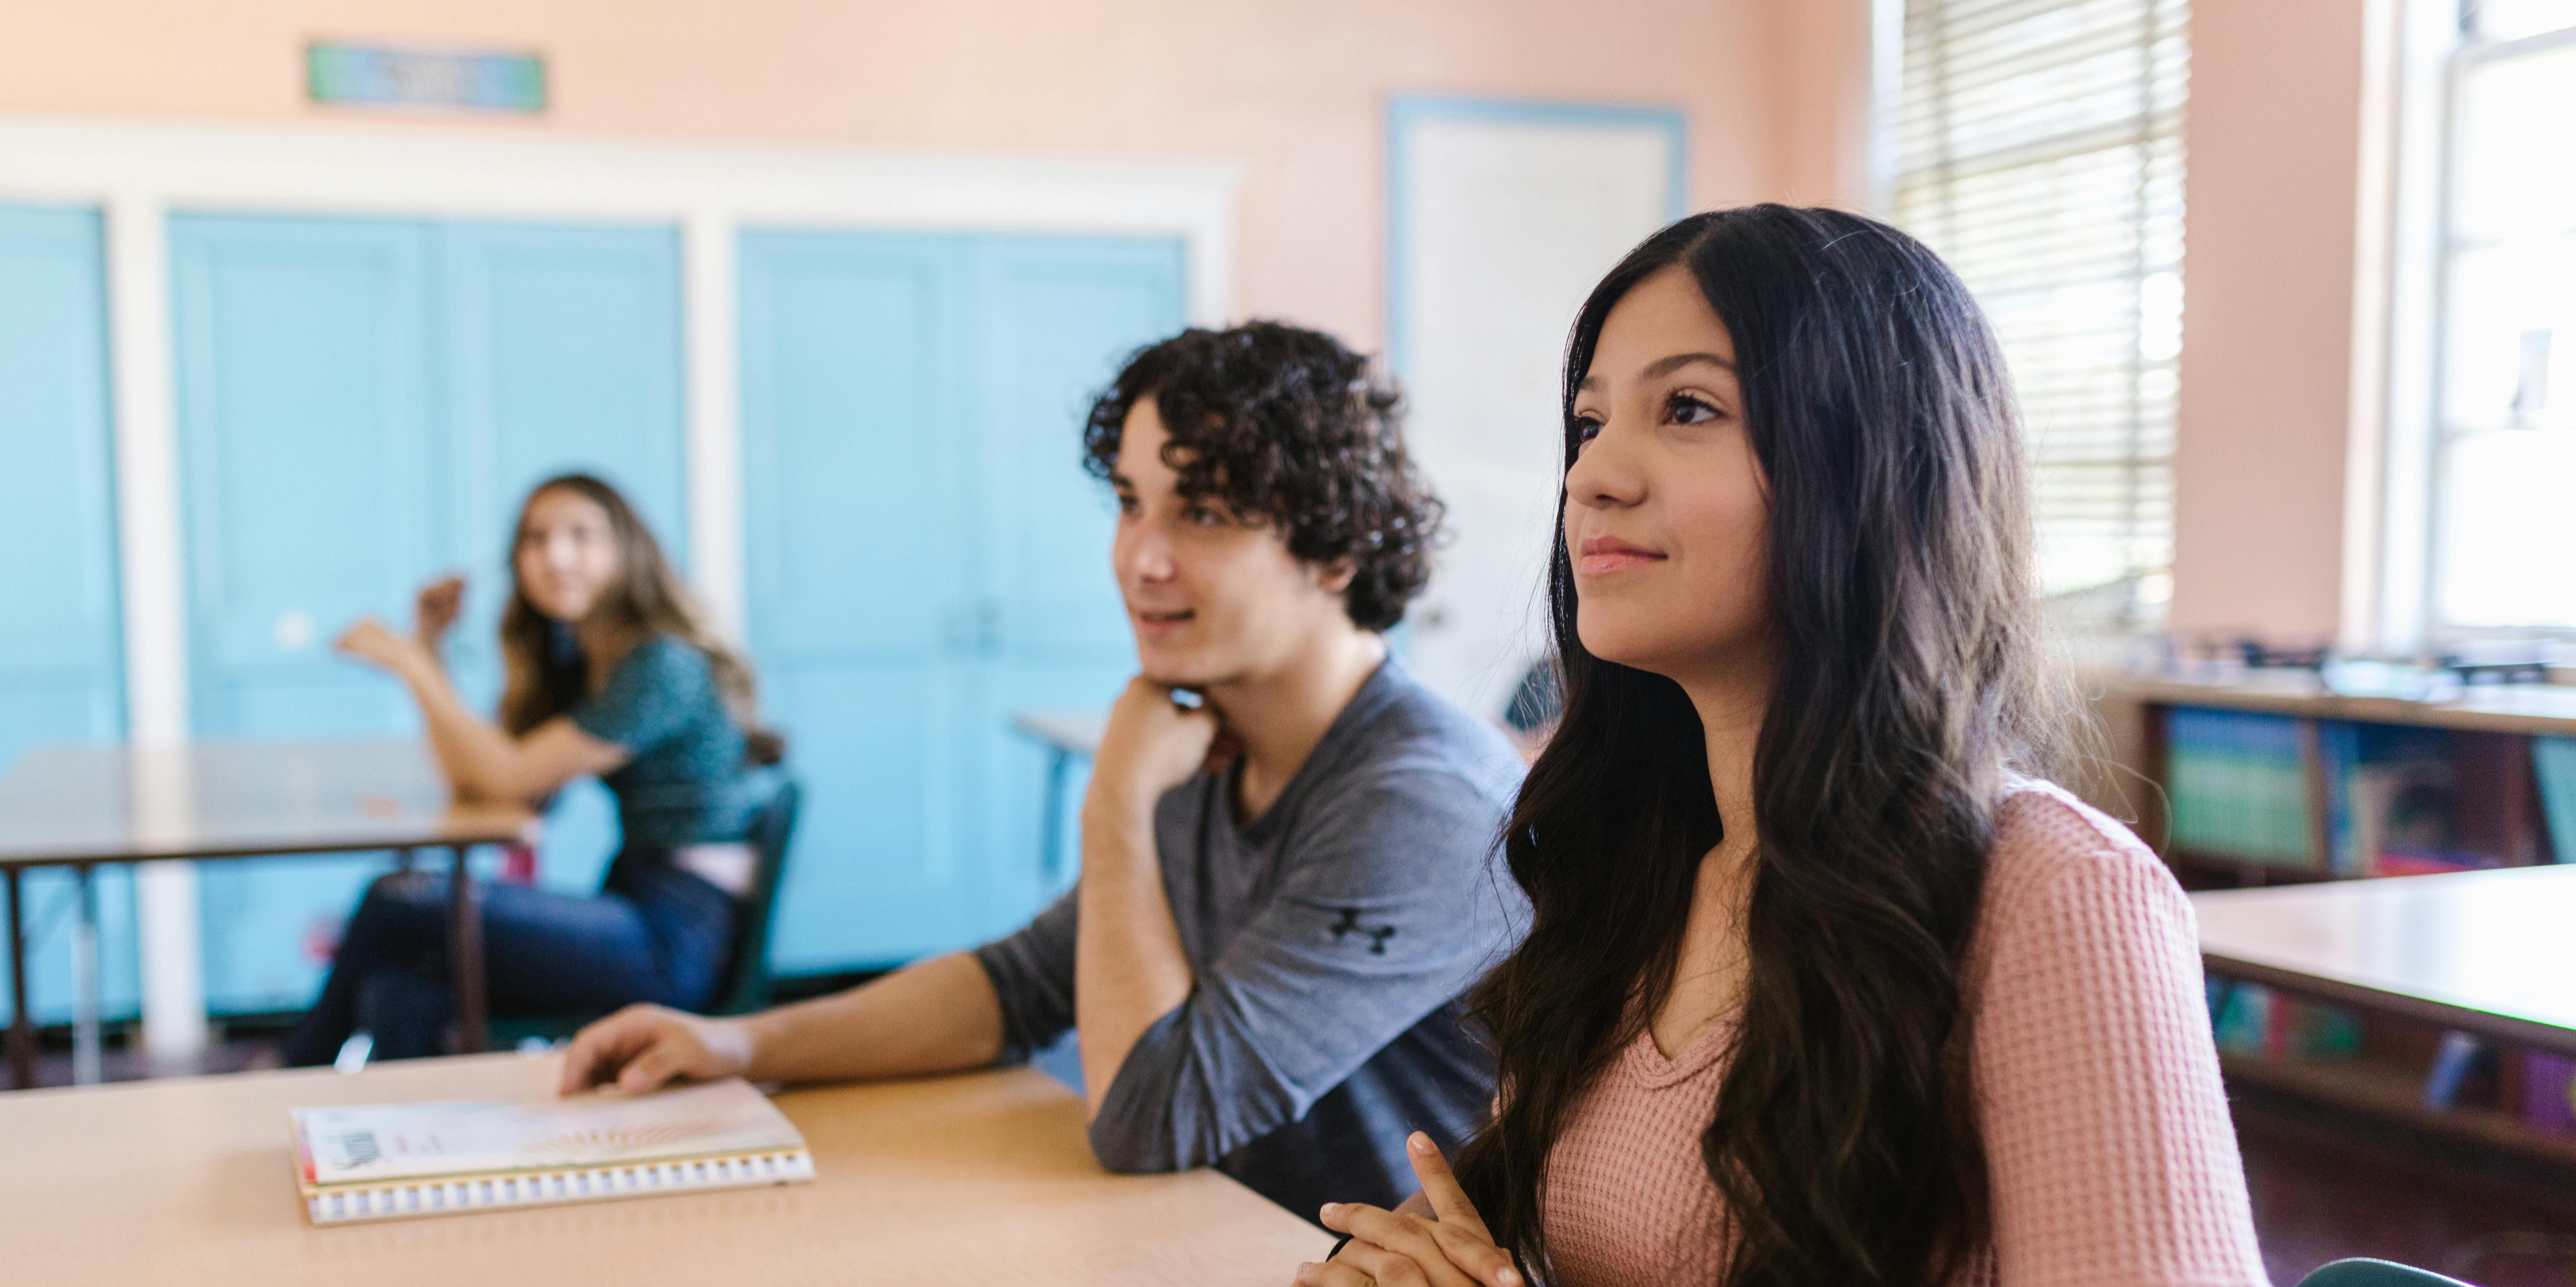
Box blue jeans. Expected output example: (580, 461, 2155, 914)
(281, 848, 738, 1065)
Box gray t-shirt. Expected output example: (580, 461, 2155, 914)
(973, 659, 1528, 1219)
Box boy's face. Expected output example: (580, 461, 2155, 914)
(1108, 396, 1357, 689)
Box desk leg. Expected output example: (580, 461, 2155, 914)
(1041, 748, 1072, 887)
(6, 868, 31, 1090)
(447, 847, 489, 1055)
(72, 867, 100, 1086)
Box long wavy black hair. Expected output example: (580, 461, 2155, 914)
(1453, 205, 2074, 1287)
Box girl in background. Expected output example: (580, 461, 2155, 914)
(1302, 207, 2264, 1287)
(284, 474, 780, 1066)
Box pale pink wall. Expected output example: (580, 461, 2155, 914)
(2169, 0, 2370, 644)
(7, 2, 2374, 640)
(0, 0, 1844, 352)
(1759, 0, 1875, 209)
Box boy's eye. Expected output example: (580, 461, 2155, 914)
(1114, 493, 1140, 515)
(1185, 506, 1224, 526)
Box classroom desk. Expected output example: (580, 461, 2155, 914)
(0, 741, 536, 1089)
(2192, 864, 2576, 1056)
(0, 1052, 1334, 1285)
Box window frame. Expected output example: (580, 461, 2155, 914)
(2422, 4, 2576, 644)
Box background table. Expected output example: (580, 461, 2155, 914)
(2192, 863, 2576, 1056)
(0, 1052, 1334, 1285)
(1009, 708, 1107, 885)
(0, 741, 535, 1088)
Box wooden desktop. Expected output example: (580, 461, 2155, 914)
(0, 1052, 1334, 1284)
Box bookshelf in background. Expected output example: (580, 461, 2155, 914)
(2110, 673, 2576, 886)
(2099, 672, 2576, 1175)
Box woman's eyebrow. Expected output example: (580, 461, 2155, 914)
(1642, 351, 1734, 378)
(1575, 350, 1737, 393)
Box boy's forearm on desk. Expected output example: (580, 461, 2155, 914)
(742, 951, 1006, 1083)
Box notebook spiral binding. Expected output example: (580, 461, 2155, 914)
(307, 1149, 816, 1225)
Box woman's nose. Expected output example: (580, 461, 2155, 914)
(1566, 421, 1643, 511)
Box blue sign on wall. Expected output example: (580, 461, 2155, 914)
(307, 43, 545, 114)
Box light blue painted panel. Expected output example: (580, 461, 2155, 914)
(966, 236, 1183, 922)
(0, 204, 134, 1024)
(0, 209, 125, 687)
(170, 214, 693, 1013)
(437, 220, 690, 889)
(739, 230, 1185, 972)
(435, 221, 689, 703)
(970, 236, 1181, 662)
(740, 231, 981, 971)
(172, 214, 439, 740)
(171, 213, 440, 1012)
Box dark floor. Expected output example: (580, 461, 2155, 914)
(13, 1034, 2576, 1283)
(2233, 1084, 2576, 1286)
(18, 1029, 283, 1085)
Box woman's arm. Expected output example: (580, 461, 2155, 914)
(338, 618, 627, 803)
(1970, 802, 2268, 1286)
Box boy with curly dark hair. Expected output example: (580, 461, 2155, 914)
(564, 321, 1527, 1221)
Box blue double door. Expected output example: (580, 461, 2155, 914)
(740, 231, 1183, 972)
(171, 214, 684, 1014)
(166, 215, 1182, 1005)
(0, 206, 132, 1025)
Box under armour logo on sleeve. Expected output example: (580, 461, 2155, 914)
(1328, 907, 1398, 955)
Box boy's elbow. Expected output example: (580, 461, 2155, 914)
(1086, 1115, 1178, 1175)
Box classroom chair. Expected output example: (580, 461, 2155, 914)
(702, 775, 802, 1016)
(487, 776, 802, 1048)
(2293, 1259, 2474, 1287)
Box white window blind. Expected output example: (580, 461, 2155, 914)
(1888, 0, 2189, 626)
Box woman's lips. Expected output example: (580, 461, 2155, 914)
(1576, 537, 1665, 577)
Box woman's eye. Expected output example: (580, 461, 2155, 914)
(1572, 416, 1605, 445)
(1669, 393, 1723, 425)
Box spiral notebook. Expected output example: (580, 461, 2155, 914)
(290, 1078, 815, 1225)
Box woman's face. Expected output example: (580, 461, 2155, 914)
(514, 488, 624, 625)
(1564, 265, 1772, 688)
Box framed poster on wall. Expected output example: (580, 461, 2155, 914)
(1387, 95, 1686, 724)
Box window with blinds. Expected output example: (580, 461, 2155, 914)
(1886, 0, 2190, 628)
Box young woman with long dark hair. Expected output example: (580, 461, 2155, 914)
(1299, 207, 2264, 1287)
(283, 474, 782, 1066)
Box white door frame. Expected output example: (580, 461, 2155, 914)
(0, 114, 1239, 1057)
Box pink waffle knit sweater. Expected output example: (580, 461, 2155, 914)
(1538, 781, 2268, 1287)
